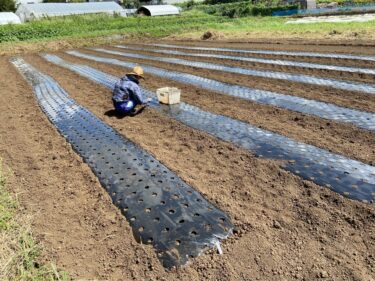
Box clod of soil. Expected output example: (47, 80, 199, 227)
(201, 31, 217, 40)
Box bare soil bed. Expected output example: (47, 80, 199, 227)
(0, 40, 374, 281)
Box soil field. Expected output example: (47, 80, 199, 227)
(106, 44, 375, 84)
(138, 39, 375, 68)
(148, 39, 375, 61)
(60, 49, 375, 165)
(85, 47, 375, 114)
(0, 40, 374, 281)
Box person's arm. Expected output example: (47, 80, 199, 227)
(132, 84, 148, 105)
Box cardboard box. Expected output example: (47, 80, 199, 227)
(156, 87, 181, 105)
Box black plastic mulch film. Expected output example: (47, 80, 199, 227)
(149, 43, 375, 62)
(42, 54, 375, 203)
(123, 45, 375, 75)
(72, 49, 375, 132)
(10, 57, 233, 269)
(97, 46, 375, 95)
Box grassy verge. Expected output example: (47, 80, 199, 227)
(0, 162, 68, 281)
(0, 11, 229, 43)
(0, 10, 375, 55)
(169, 14, 375, 40)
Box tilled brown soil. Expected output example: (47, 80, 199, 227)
(52, 51, 375, 165)
(16, 54, 375, 281)
(148, 40, 375, 67)
(155, 39, 375, 54)
(139, 39, 375, 68)
(114, 44, 375, 84)
(1, 39, 375, 281)
(0, 57, 159, 280)
(84, 47, 375, 114)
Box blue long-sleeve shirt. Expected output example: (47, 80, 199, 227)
(112, 75, 146, 104)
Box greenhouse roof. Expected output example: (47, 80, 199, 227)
(137, 5, 180, 16)
(0, 12, 21, 25)
(16, 2, 127, 21)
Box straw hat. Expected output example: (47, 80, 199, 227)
(127, 66, 145, 79)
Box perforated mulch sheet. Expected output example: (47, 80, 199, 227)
(42, 54, 375, 203)
(89, 47, 375, 94)
(149, 43, 375, 62)
(67, 50, 375, 132)
(11, 57, 233, 269)
(117, 45, 375, 75)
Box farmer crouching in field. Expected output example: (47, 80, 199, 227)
(112, 66, 151, 116)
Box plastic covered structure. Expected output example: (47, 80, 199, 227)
(137, 5, 180, 16)
(0, 12, 21, 25)
(16, 2, 127, 22)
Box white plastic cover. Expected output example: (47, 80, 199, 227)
(16, 0, 42, 5)
(16, 2, 127, 22)
(0, 12, 21, 25)
(137, 5, 180, 16)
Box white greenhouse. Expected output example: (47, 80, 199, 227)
(137, 5, 180, 17)
(15, 2, 127, 22)
(0, 12, 21, 25)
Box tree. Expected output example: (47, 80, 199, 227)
(123, 0, 141, 8)
(0, 0, 16, 12)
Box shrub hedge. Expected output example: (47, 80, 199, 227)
(0, 0, 16, 12)
(195, 1, 299, 17)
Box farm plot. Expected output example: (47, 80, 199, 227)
(145, 41, 375, 68)
(60, 48, 375, 165)
(82, 46, 375, 113)
(149, 43, 375, 64)
(60, 50, 375, 131)
(79, 47, 375, 94)
(115, 44, 375, 80)
(11, 58, 233, 269)
(0, 40, 374, 280)
(40, 53, 375, 202)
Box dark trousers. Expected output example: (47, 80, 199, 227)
(113, 100, 138, 114)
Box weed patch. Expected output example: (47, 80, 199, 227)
(0, 162, 68, 281)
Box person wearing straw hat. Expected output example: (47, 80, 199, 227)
(112, 66, 151, 115)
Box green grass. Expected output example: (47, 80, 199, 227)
(316, 0, 375, 5)
(0, 162, 68, 281)
(0, 11, 230, 43)
(199, 15, 375, 33)
(171, 14, 375, 40)
(0, 174, 16, 230)
(0, 10, 374, 46)
(189, 1, 299, 17)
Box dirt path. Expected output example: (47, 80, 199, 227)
(87, 47, 375, 114)
(20, 54, 375, 281)
(50, 51, 375, 166)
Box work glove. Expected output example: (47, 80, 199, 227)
(146, 97, 152, 103)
